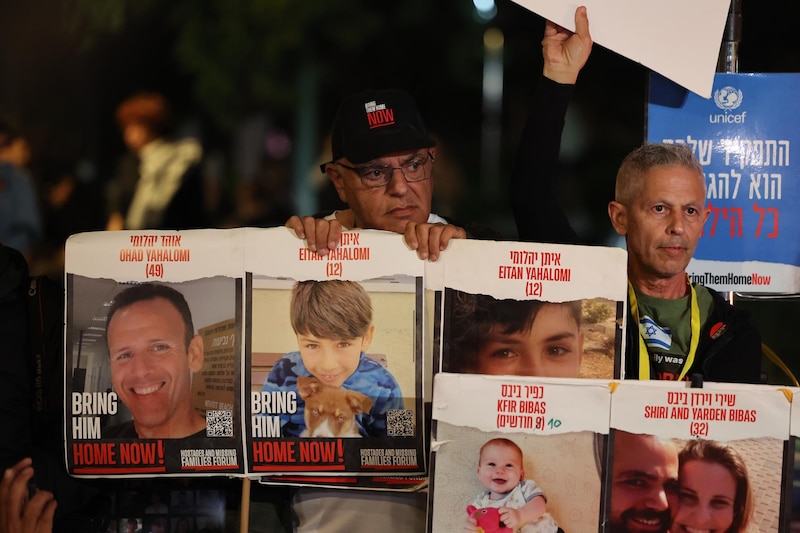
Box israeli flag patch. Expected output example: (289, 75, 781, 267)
(639, 315, 672, 351)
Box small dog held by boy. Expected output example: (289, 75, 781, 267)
(297, 376, 373, 438)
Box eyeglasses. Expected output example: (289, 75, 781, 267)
(321, 152, 434, 188)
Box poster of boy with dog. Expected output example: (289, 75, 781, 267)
(245, 227, 428, 476)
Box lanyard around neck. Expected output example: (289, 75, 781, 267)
(628, 277, 700, 381)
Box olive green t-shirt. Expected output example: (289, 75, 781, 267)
(634, 284, 714, 380)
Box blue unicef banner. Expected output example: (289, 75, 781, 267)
(648, 72, 800, 294)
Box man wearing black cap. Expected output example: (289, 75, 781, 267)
(323, 89, 439, 232)
(288, 87, 474, 262)
(288, 11, 592, 260)
(280, 8, 593, 533)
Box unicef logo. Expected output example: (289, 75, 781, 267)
(714, 86, 743, 110)
(709, 86, 747, 124)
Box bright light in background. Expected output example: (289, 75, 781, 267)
(480, 26, 504, 197)
(483, 28, 504, 101)
(474, 0, 497, 21)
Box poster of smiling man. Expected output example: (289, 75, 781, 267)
(65, 229, 244, 477)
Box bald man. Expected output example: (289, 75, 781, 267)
(609, 430, 678, 533)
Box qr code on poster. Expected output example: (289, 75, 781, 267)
(386, 409, 414, 437)
(206, 410, 233, 437)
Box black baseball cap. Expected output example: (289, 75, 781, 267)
(326, 88, 436, 167)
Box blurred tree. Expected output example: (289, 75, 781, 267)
(57, 0, 495, 225)
(64, 0, 486, 133)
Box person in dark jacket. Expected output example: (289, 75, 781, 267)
(0, 243, 112, 532)
(608, 143, 761, 382)
(510, 17, 762, 383)
(0, 244, 35, 472)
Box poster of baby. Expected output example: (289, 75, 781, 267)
(428, 372, 612, 533)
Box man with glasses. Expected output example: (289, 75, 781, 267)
(288, 87, 499, 262)
(281, 8, 593, 533)
(283, 87, 470, 532)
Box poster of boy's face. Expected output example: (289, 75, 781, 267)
(442, 288, 619, 379)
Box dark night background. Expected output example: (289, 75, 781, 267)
(1, 0, 800, 381)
